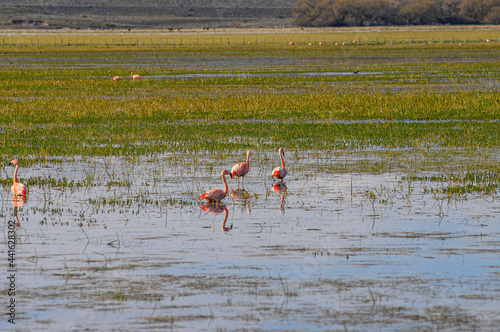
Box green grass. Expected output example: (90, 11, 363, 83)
(1, 28, 499, 161)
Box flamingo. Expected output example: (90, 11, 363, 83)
(109, 75, 123, 81)
(198, 169, 230, 202)
(130, 70, 141, 79)
(9, 159, 27, 197)
(230, 150, 251, 187)
(272, 147, 287, 182)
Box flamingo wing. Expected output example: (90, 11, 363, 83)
(272, 166, 287, 180)
(231, 162, 249, 178)
(11, 183, 27, 196)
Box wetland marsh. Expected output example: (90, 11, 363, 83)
(1, 28, 500, 331)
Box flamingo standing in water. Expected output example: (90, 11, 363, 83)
(198, 169, 230, 202)
(130, 70, 142, 79)
(230, 150, 251, 187)
(272, 147, 287, 182)
(9, 159, 27, 197)
(109, 75, 123, 81)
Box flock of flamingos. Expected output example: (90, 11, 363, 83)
(105, 70, 289, 202)
(109, 70, 142, 81)
(8, 147, 288, 204)
(199, 147, 287, 202)
(9, 69, 288, 229)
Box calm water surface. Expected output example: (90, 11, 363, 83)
(1, 154, 499, 331)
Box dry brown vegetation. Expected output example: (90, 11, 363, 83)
(293, 0, 500, 26)
(2, 0, 498, 30)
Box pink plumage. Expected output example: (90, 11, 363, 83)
(9, 159, 27, 197)
(271, 147, 287, 181)
(198, 169, 230, 202)
(230, 150, 251, 186)
(130, 70, 141, 79)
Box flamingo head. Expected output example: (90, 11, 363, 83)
(221, 169, 230, 177)
(279, 147, 284, 156)
(9, 159, 19, 166)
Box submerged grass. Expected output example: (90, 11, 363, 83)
(403, 171, 500, 194)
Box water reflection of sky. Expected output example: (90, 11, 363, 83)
(2, 157, 499, 331)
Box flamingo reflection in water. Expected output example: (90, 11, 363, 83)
(272, 181, 288, 214)
(231, 188, 251, 215)
(12, 196, 26, 228)
(199, 202, 233, 232)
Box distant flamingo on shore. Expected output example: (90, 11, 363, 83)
(198, 169, 230, 202)
(9, 159, 27, 197)
(109, 75, 122, 81)
(272, 147, 287, 182)
(231, 150, 251, 187)
(130, 70, 142, 79)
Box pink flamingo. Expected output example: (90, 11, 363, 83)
(130, 70, 142, 79)
(230, 150, 251, 187)
(109, 75, 123, 81)
(9, 159, 27, 197)
(272, 147, 287, 182)
(198, 169, 230, 202)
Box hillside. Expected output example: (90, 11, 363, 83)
(0, 0, 296, 29)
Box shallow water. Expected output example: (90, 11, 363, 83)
(1, 154, 499, 331)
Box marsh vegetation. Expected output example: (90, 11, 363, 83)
(0, 27, 499, 331)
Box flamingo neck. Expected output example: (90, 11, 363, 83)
(222, 174, 228, 195)
(246, 152, 250, 165)
(280, 152, 285, 168)
(13, 165, 19, 184)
